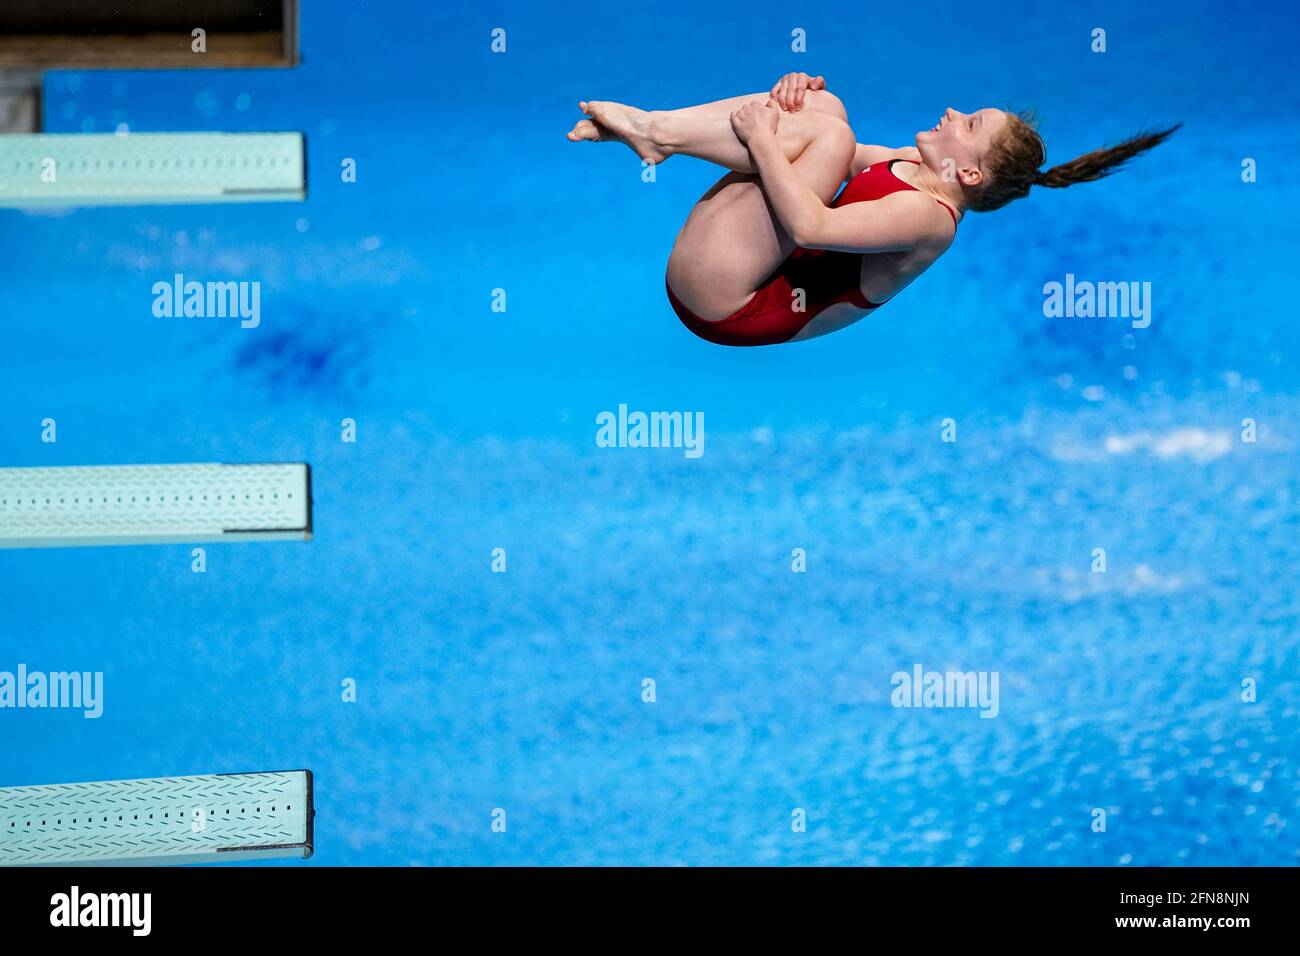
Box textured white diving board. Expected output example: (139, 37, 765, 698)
(0, 132, 305, 207)
(0, 771, 314, 866)
(0, 462, 312, 549)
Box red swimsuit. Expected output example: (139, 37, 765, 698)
(666, 160, 958, 347)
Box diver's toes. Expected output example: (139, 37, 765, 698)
(567, 120, 598, 142)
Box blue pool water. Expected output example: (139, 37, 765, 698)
(2, 0, 1298, 865)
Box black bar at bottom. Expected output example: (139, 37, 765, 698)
(0, 866, 1286, 942)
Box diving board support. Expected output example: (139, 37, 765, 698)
(0, 71, 40, 134)
(0, 771, 314, 866)
(0, 132, 305, 207)
(0, 462, 312, 549)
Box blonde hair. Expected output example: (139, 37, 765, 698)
(967, 111, 1181, 212)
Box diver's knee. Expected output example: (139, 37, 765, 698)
(810, 112, 856, 160)
(803, 89, 848, 124)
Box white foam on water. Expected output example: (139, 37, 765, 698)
(1054, 426, 1234, 462)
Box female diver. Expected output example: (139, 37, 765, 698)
(567, 72, 1178, 346)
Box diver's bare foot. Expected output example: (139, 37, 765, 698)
(567, 100, 667, 164)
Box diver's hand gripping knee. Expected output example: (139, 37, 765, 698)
(770, 72, 826, 112)
(730, 100, 781, 146)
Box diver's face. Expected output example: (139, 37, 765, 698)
(916, 107, 1008, 188)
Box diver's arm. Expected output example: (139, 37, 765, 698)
(748, 130, 945, 253)
(786, 193, 949, 254)
(745, 130, 841, 246)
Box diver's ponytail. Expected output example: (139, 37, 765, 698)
(1032, 125, 1183, 189)
(968, 113, 1180, 212)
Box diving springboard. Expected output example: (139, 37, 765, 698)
(0, 462, 312, 549)
(0, 771, 314, 866)
(0, 132, 305, 207)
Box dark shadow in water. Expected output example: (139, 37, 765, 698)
(227, 307, 375, 398)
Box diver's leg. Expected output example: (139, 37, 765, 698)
(651, 88, 848, 124)
(665, 119, 855, 321)
(567, 89, 849, 171)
